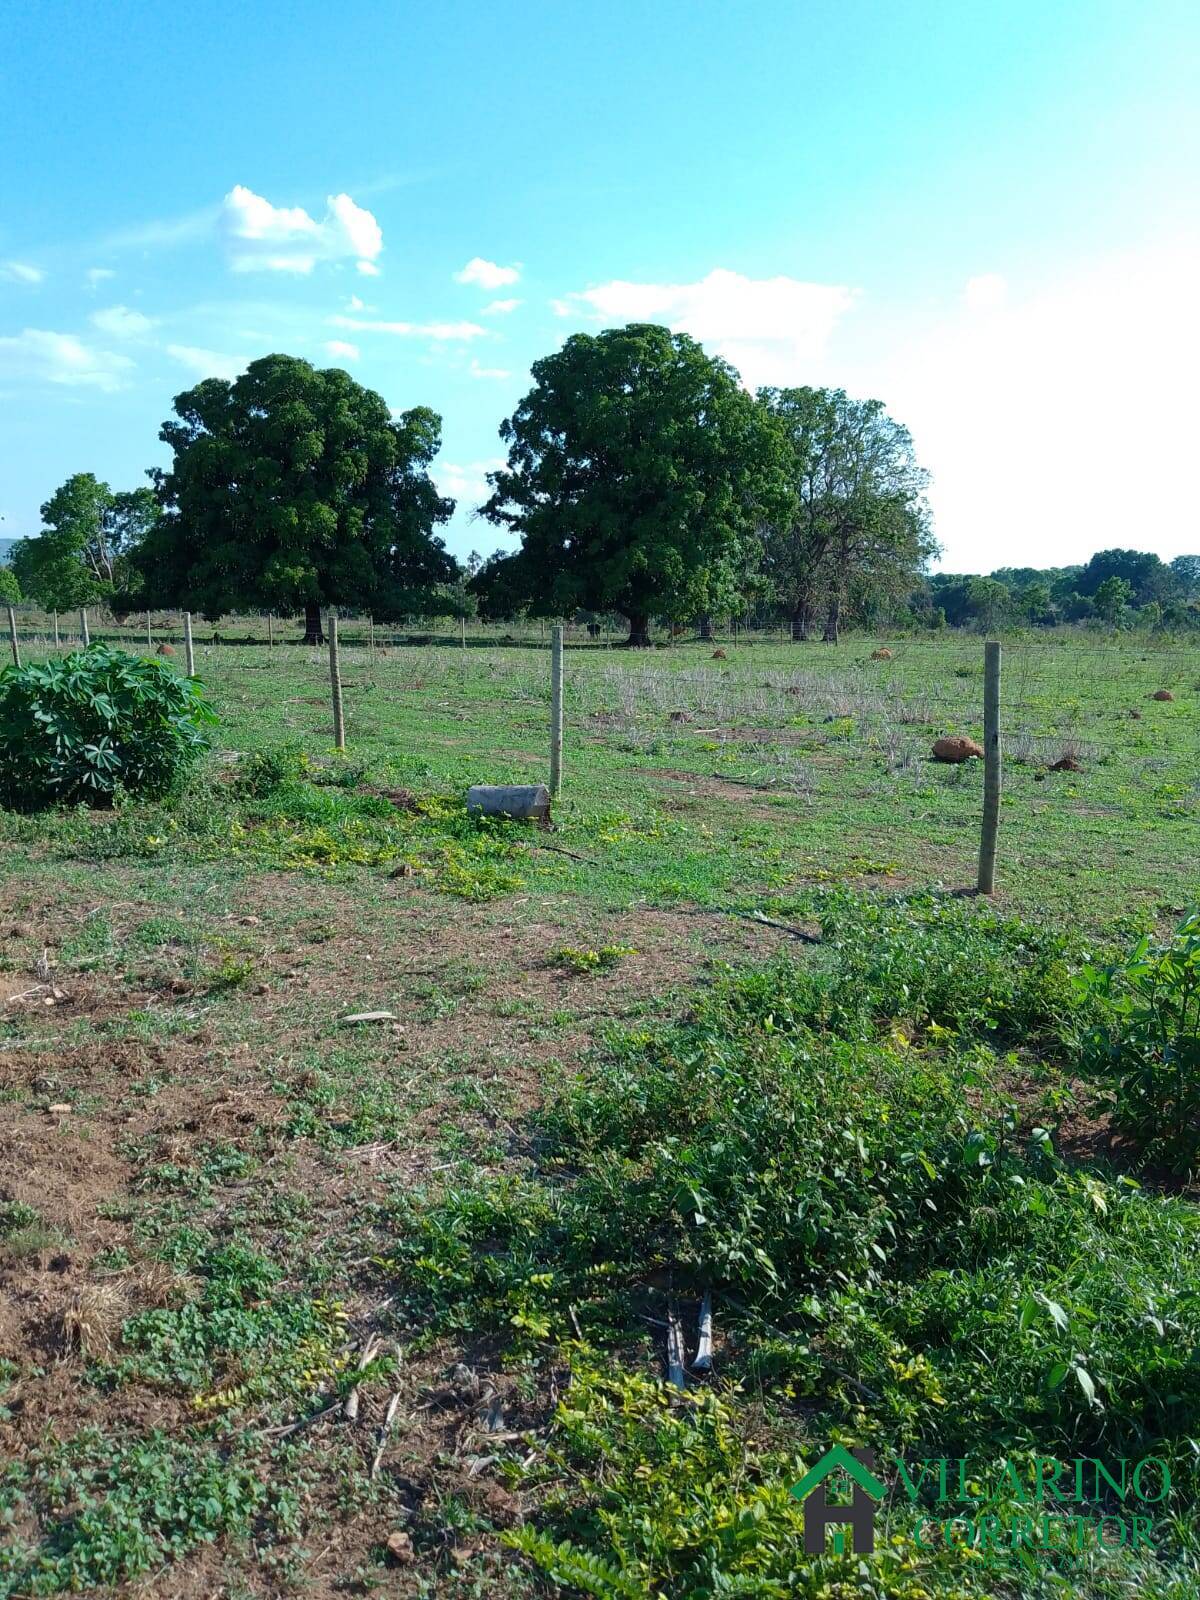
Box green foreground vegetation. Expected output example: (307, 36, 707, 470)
(1, 632, 1198, 1599)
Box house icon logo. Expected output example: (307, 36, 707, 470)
(790, 1445, 887, 1555)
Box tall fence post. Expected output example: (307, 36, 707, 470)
(328, 606, 346, 750)
(6, 604, 19, 668)
(80, 608, 90, 646)
(146, 611, 152, 651)
(549, 624, 564, 798)
(183, 611, 195, 677)
(268, 613, 274, 649)
(53, 610, 60, 647)
(977, 640, 1002, 894)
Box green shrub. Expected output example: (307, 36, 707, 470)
(386, 898, 1200, 1598)
(1080, 909, 1200, 1172)
(0, 645, 216, 810)
(232, 738, 307, 798)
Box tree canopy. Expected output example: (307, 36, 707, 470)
(136, 354, 456, 642)
(10, 473, 155, 613)
(479, 323, 789, 644)
(758, 387, 935, 641)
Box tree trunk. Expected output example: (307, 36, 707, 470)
(625, 613, 652, 647)
(822, 596, 840, 643)
(301, 601, 324, 645)
(697, 613, 713, 641)
(791, 605, 810, 642)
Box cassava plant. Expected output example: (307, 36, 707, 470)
(1080, 909, 1200, 1172)
(0, 644, 216, 811)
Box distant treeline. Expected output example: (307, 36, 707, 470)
(3, 334, 1196, 647)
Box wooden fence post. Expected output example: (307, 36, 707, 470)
(329, 606, 346, 750)
(977, 640, 1002, 894)
(146, 611, 152, 651)
(549, 624, 564, 798)
(6, 604, 19, 668)
(53, 610, 60, 647)
(268, 612, 274, 649)
(183, 611, 195, 677)
(80, 608, 90, 646)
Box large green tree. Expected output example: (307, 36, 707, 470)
(11, 474, 156, 615)
(758, 387, 935, 643)
(136, 354, 455, 644)
(480, 324, 788, 646)
(1077, 549, 1172, 606)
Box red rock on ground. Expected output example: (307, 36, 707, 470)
(932, 735, 984, 763)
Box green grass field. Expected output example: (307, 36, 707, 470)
(2, 631, 1199, 1599)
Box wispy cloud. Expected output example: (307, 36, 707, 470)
(324, 339, 360, 362)
(434, 458, 506, 511)
(0, 328, 132, 390)
(329, 314, 487, 342)
(95, 206, 219, 253)
(85, 267, 116, 289)
(554, 267, 855, 388)
(482, 297, 522, 315)
(1, 261, 44, 285)
(469, 358, 511, 379)
(90, 305, 156, 338)
(221, 186, 383, 275)
(455, 257, 521, 290)
(165, 343, 245, 382)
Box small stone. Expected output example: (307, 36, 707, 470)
(386, 1530, 415, 1564)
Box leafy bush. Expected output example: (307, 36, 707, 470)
(1080, 909, 1200, 1171)
(0, 645, 215, 810)
(0, 1431, 270, 1595)
(385, 898, 1200, 1596)
(231, 738, 307, 798)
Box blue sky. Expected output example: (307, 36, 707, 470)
(1, 0, 1197, 571)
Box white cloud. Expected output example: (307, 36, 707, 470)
(85, 267, 116, 288)
(963, 272, 1008, 312)
(356, 259, 381, 277)
(90, 304, 155, 338)
(455, 257, 521, 290)
(1, 261, 44, 285)
(554, 267, 856, 387)
(0, 328, 132, 390)
(329, 314, 487, 342)
(482, 297, 522, 315)
(469, 358, 511, 380)
(859, 245, 1200, 569)
(165, 343, 246, 382)
(221, 185, 383, 275)
(435, 458, 506, 509)
(346, 295, 367, 312)
(324, 339, 360, 361)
